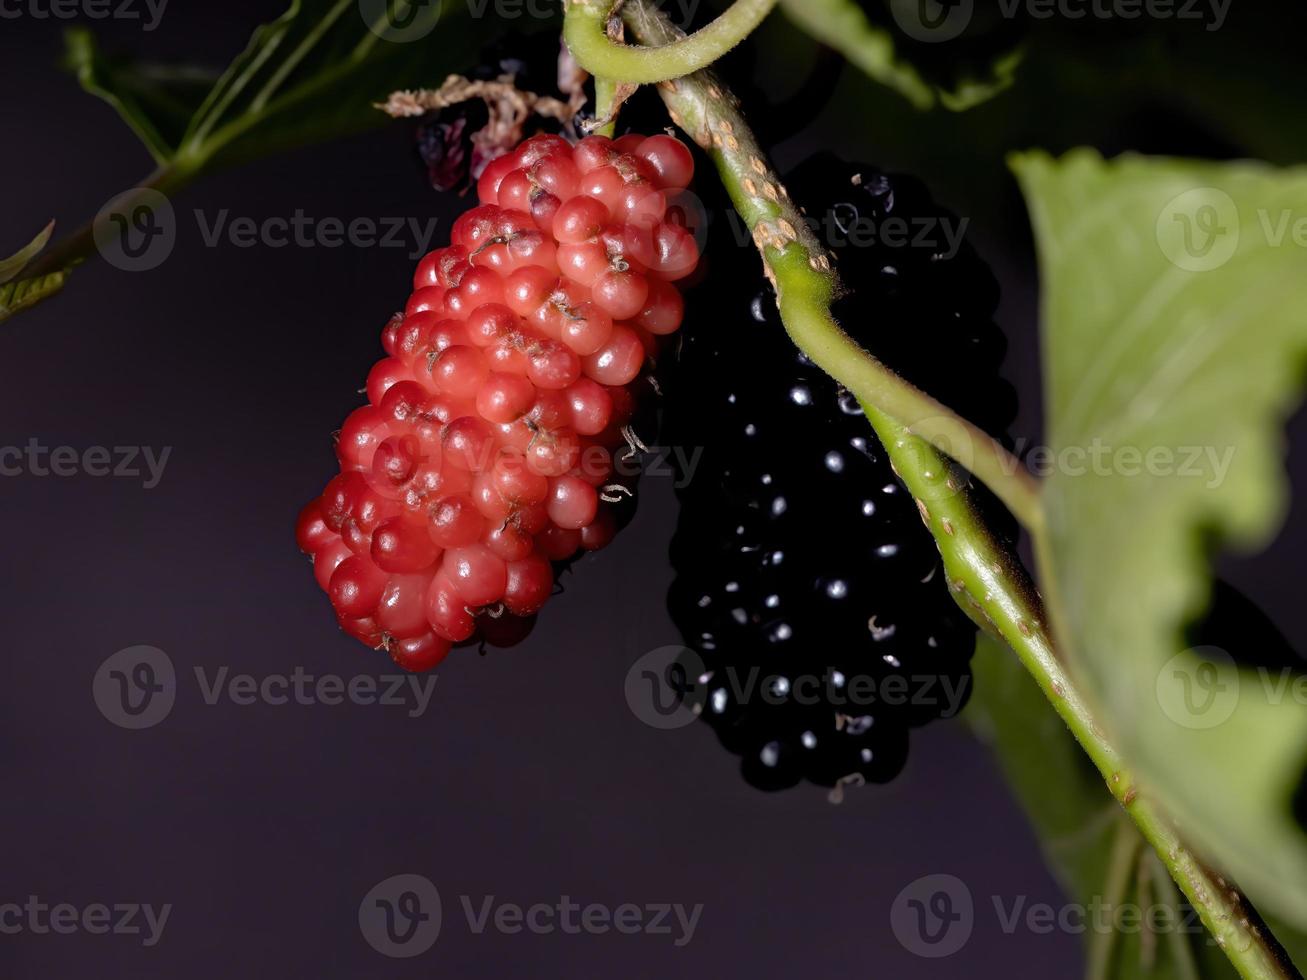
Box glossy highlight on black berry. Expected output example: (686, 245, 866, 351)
(665, 154, 1017, 794)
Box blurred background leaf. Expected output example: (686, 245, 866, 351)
(64, 26, 219, 166)
(15, 0, 534, 320)
(971, 633, 1307, 977)
(778, 0, 1024, 111)
(1011, 147, 1307, 929)
(66, 0, 532, 177)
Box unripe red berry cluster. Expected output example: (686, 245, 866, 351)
(297, 132, 699, 672)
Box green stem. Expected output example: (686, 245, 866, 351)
(868, 423, 1294, 980)
(614, 2, 1300, 977)
(774, 247, 1044, 534)
(23, 165, 190, 281)
(563, 0, 778, 84)
(593, 75, 621, 137)
(589, 16, 1039, 530)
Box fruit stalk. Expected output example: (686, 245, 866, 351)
(592, 76, 621, 137)
(562, 0, 779, 84)
(566, 5, 1041, 534)
(602, 2, 1300, 976)
(23, 164, 185, 282)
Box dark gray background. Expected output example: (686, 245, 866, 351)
(1, 3, 1302, 977)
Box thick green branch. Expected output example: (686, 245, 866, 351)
(606, 9, 1040, 529)
(20, 165, 188, 288)
(869, 411, 1295, 979)
(616, 2, 1299, 977)
(563, 0, 778, 84)
(771, 246, 1044, 533)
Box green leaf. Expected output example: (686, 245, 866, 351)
(0, 223, 72, 322)
(777, 0, 1022, 111)
(15, 0, 526, 324)
(0, 222, 55, 285)
(0, 271, 71, 323)
(65, 0, 527, 177)
(971, 635, 1307, 977)
(1011, 149, 1307, 927)
(936, 47, 1023, 112)
(64, 27, 218, 166)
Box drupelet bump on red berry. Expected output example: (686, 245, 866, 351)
(298, 132, 700, 672)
